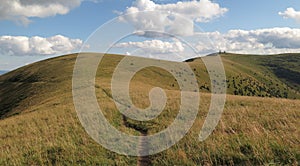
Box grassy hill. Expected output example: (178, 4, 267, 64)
(187, 53, 300, 99)
(0, 53, 299, 165)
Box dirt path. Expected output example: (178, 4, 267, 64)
(122, 115, 151, 166)
(101, 88, 152, 165)
(137, 130, 151, 166)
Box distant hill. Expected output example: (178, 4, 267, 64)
(0, 70, 8, 75)
(0, 53, 299, 165)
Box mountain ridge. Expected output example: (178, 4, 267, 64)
(0, 52, 299, 119)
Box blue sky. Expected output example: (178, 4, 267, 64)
(209, 0, 300, 30)
(0, 0, 300, 70)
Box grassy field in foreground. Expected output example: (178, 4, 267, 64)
(0, 53, 299, 165)
(0, 90, 299, 165)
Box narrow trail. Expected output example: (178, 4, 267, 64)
(122, 115, 151, 166)
(100, 88, 152, 165)
(137, 130, 151, 166)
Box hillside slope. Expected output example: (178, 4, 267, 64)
(1, 53, 299, 119)
(0, 53, 299, 165)
(187, 53, 300, 99)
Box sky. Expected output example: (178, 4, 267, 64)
(0, 0, 300, 70)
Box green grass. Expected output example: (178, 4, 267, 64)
(0, 53, 299, 165)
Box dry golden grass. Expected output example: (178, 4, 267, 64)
(0, 90, 299, 165)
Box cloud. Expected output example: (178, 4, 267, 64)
(114, 39, 185, 54)
(112, 27, 300, 61)
(0, 0, 83, 25)
(195, 27, 300, 54)
(0, 35, 83, 56)
(279, 8, 300, 23)
(119, 0, 228, 36)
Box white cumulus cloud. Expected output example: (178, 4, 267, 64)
(279, 7, 300, 23)
(114, 39, 185, 54)
(0, 35, 83, 56)
(119, 0, 228, 36)
(112, 27, 300, 61)
(195, 27, 300, 54)
(0, 0, 83, 25)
